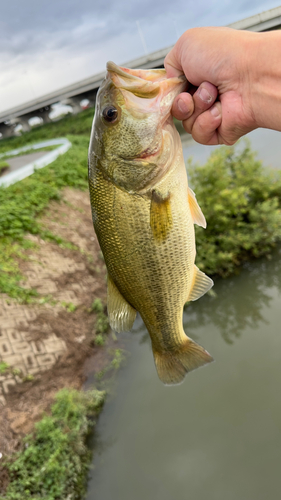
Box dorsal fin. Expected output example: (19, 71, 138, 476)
(187, 265, 213, 302)
(188, 187, 206, 228)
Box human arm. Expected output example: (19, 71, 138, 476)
(165, 27, 281, 145)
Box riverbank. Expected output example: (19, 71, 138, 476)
(0, 185, 119, 493)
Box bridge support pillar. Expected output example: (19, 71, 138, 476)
(38, 110, 52, 123)
(0, 123, 16, 139)
(62, 97, 83, 114)
(11, 116, 31, 132)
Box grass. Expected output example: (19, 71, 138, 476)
(0, 144, 58, 160)
(1, 388, 106, 500)
(0, 160, 9, 175)
(89, 299, 110, 346)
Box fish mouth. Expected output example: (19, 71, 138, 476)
(106, 61, 187, 101)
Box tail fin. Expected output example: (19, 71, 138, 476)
(153, 338, 213, 385)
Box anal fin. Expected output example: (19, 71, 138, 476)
(187, 265, 213, 302)
(188, 187, 206, 228)
(107, 275, 137, 333)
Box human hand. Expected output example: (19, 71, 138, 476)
(165, 27, 261, 145)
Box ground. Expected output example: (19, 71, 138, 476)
(0, 187, 111, 459)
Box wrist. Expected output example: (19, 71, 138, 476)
(248, 31, 281, 131)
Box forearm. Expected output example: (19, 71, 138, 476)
(249, 30, 281, 131)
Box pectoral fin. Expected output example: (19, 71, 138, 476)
(187, 265, 213, 302)
(107, 275, 137, 333)
(150, 190, 173, 242)
(188, 187, 206, 228)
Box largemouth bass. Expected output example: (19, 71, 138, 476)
(88, 61, 214, 385)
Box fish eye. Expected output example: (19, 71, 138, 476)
(102, 105, 119, 124)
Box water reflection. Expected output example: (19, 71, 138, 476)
(184, 246, 281, 344)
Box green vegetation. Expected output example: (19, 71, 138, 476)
(1, 388, 106, 500)
(0, 160, 9, 175)
(0, 121, 90, 300)
(190, 141, 281, 277)
(0, 144, 58, 160)
(90, 299, 110, 346)
(0, 362, 10, 374)
(96, 348, 127, 381)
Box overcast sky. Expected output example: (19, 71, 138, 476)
(0, 0, 281, 113)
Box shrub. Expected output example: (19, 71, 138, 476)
(189, 140, 281, 277)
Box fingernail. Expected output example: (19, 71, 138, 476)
(178, 98, 189, 114)
(199, 87, 212, 103)
(210, 105, 220, 118)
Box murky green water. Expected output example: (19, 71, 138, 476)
(86, 130, 281, 499)
(86, 245, 281, 500)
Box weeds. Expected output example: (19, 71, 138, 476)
(96, 349, 127, 381)
(90, 299, 109, 346)
(0, 362, 10, 374)
(1, 388, 106, 500)
(61, 301, 77, 313)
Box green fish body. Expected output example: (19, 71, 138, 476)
(88, 62, 213, 384)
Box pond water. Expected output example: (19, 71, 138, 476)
(86, 130, 281, 500)
(86, 251, 281, 500)
(181, 128, 281, 170)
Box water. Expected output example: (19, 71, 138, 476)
(86, 245, 281, 500)
(182, 128, 281, 170)
(86, 130, 281, 499)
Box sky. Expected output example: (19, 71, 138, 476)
(0, 0, 281, 114)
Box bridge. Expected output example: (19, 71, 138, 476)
(1, 5, 281, 138)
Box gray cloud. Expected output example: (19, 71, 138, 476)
(0, 0, 280, 111)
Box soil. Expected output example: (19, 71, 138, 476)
(0, 188, 115, 489)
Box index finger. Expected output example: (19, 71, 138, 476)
(164, 43, 184, 78)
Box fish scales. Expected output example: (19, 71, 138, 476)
(88, 61, 214, 384)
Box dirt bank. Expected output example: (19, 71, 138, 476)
(0, 188, 112, 462)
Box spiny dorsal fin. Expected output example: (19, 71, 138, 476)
(150, 189, 173, 242)
(107, 275, 137, 333)
(188, 187, 206, 228)
(187, 265, 213, 302)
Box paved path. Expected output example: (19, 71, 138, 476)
(5, 151, 49, 172)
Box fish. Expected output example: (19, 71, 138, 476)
(88, 61, 214, 385)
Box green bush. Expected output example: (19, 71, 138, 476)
(2, 388, 106, 500)
(189, 141, 281, 277)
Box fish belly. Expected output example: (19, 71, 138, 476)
(89, 166, 194, 348)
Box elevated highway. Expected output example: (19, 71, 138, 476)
(1, 5, 281, 137)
